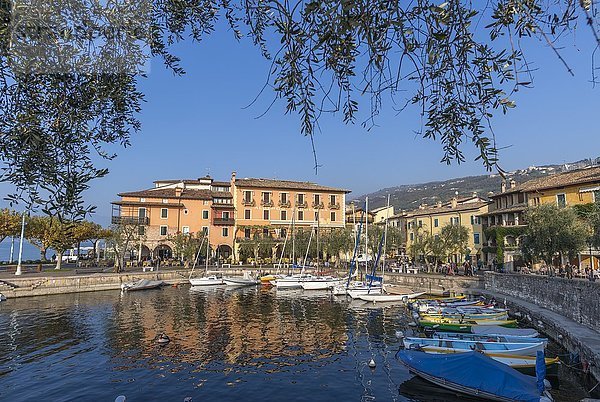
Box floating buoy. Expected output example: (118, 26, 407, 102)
(558, 334, 563, 340)
(157, 333, 170, 345)
(408, 322, 417, 327)
(115, 396, 126, 402)
(368, 358, 376, 369)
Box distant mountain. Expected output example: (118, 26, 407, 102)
(352, 157, 600, 212)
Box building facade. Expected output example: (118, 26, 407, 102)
(112, 172, 349, 263)
(405, 194, 490, 264)
(480, 166, 600, 270)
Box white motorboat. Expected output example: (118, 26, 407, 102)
(189, 275, 223, 286)
(223, 277, 259, 287)
(357, 291, 426, 303)
(301, 277, 344, 290)
(346, 283, 383, 299)
(271, 274, 311, 289)
(121, 279, 164, 291)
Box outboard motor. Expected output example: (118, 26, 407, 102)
(423, 327, 435, 338)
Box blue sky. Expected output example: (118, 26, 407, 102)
(2, 20, 600, 235)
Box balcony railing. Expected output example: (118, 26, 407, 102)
(260, 200, 274, 207)
(312, 202, 324, 209)
(242, 199, 255, 207)
(111, 216, 149, 225)
(296, 201, 308, 208)
(213, 217, 235, 225)
(279, 201, 291, 208)
(328, 203, 340, 210)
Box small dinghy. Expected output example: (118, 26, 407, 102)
(396, 350, 553, 402)
(432, 331, 548, 346)
(121, 279, 164, 291)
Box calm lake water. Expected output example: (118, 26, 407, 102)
(0, 286, 590, 401)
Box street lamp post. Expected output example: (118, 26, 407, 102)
(15, 212, 26, 276)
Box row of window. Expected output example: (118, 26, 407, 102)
(244, 209, 336, 221)
(408, 231, 481, 245)
(407, 216, 474, 229)
(158, 226, 229, 237)
(245, 191, 338, 206)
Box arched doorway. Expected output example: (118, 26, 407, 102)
(154, 244, 173, 260)
(216, 245, 233, 261)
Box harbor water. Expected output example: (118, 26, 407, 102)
(0, 286, 591, 401)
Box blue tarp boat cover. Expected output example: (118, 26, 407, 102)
(471, 325, 540, 337)
(397, 350, 543, 402)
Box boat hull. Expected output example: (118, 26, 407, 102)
(301, 279, 343, 290)
(223, 277, 259, 286)
(357, 292, 426, 303)
(189, 277, 223, 286)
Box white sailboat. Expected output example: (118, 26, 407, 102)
(223, 270, 259, 287)
(189, 228, 223, 286)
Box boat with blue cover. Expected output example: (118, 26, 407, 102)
(396, 349, 553, 401)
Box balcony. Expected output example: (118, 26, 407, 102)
(312, 202, 324, 209)
(296, 201, 308, 208)
(279, 201, 291, 208)
(212, 201, 235, 209)
(260, 200, 274, 207)
(111, 216, 149, 225)
(242, 199, 255, 207)
(213, 217, 235, 226)
(328, 203, 340, 210)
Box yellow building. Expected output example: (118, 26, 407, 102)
(405, 194, 490, 264)
(481, 166, 600, 270)
(112, 172, 350, 263)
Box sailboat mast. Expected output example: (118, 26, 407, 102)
(292, 203, 296, 267)
(205, 225, 210, 274)
(365, 196, 368, 275)
(316, 208, 319, 272)
(382, 194, 391, 276)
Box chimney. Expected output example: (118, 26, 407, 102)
(436, 201, 442, 208)
(175, 186, 183, 197)
(472, 191, 477, 199)
(501, 180, 506, 193)
(451, 197, 458, 208)
(509, 179, 516, 189)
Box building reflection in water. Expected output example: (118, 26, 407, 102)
(106, 287, 350, 375)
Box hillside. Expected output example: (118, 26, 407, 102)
(352, 158, 600, 212)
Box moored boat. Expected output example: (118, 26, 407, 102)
(420, 311, 509, 321)
(396, 350, 553, 402)
(403, 337, 546, 356)
(121, 279, 165, 291)
(471, 325, 540, 338)
(432, 331, 548, 346)
(301, 277, 344, 290)
(357, 291, 426, 303)
(223, 277, 259, 286)
(418, 319, 519, 332)
(189, 275, 223, 286)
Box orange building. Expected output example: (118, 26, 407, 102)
(112, 172, 350, 262)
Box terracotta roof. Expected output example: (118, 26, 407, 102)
(111, 201, 185, 208)
(235, 178, 350, 193)
(118, 188, 232, 200)
(405, 201, 490, 218)
(497, 166, 600, 196)
(212, 181, 231, 187)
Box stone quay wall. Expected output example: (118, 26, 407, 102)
(383, 272, 484, 294)
(484, 272, 600, 334)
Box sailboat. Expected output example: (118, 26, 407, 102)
(301, 209, 345, 290)
(271, 225, 314, 288)
(189, 228, 223, 286)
